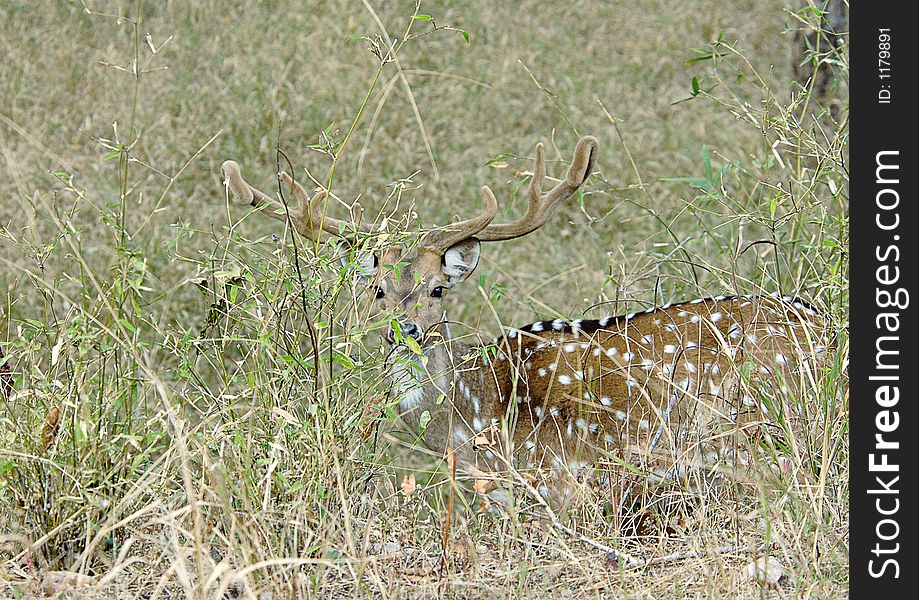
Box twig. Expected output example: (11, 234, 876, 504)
(440, 448, 457, 573)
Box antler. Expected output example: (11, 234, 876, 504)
(222, 135, 597, 252)
(221, 160, 371, 242)
(418, 135, 599, 253)
(476, 135, 598, 242)
(417, 186, 498, 252)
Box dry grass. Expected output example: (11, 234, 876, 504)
(1, 1, 848, 598)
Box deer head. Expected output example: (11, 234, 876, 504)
(221, 136, 599, 348)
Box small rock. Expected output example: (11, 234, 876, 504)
(370, 541, 402, 554)
(743, 556, 786, 586)
(41, 571, 95, 595)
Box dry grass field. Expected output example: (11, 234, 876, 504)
(1, 1, 848, 598)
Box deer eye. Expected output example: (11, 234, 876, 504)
(374, 286, 385, 299)
(430, 286, 445, 298)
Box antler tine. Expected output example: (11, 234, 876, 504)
(474, 135, 599, 242)
(278, 171, 375, 242)
(419, 185, 498, 252)
(274, 170, 332, 242)
(223, 159, 326, 241)
(223, 160, 288, 222)
(222, 160, 373, 243)
(303, 184, 376, 242)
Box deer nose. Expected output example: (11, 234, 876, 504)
(386, 322, 423, 345)
(400, 323, 421, 340)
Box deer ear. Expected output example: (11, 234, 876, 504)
(441, 238, 481, 286)
(337, 244, 378, 284)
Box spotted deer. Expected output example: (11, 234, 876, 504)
(221, 135, 829, 492)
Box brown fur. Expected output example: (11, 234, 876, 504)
(384, 293, 828, 482)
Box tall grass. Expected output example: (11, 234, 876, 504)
(1, 1, 847, 597)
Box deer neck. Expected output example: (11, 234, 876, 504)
(387, 325, 494, 452)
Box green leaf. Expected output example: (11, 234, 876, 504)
(412, 14, 433, 21)
(484, 152, 516, 168)
(418, 410, 432, 434)
(389, 319, 402, 343)
(701, 146, 713, 182)
(332, 351, 356, 370)
(403, 335, 423, 356)
(659, 176, 713, 191)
